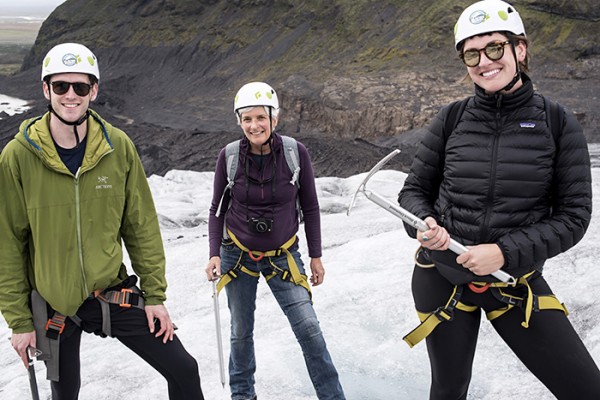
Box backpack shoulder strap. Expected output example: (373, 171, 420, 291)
(216, 140, 241, 217)
(281, 135, 301, 187)
(444, 97, 470, 142)
(280, 135, 304, 222)
(543, 96, 565, 147)
(224, 140, 241, 182)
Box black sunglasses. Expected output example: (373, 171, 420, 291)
(460, 40, 511, 67)
(50, 81, 93, 96)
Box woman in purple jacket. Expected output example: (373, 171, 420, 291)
(205, 82, 345, 400)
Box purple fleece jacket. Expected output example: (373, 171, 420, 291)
(208, 133, 322, 259)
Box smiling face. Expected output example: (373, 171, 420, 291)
(239, 106, 277, 154)
(43, 72, 98, 123)
(463, 32, 526, 94)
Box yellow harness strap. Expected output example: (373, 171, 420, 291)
(403, 286, 478, 348)
(217, 229, 311, 296)
(485, 275, 568, 326)
(404, 273, 569, 348)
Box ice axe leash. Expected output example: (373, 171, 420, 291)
(212, 279, 226, 387)
(347, 149, 516, 285)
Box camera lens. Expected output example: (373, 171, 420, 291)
(255, 221, 268, 233)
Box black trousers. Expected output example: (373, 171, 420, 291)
(412, 265, 600, 400)
(48, 297, 204, 400)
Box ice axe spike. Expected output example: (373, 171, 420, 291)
(347, 149, 516, 285)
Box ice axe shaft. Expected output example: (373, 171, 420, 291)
(28, 355, 40, 400)
(26, 346, 41, 400)
(212, 280, 226, 387)
(347, 149, 516, 285)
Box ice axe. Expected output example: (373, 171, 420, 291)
(212, 279, 226, 387)
(347, 149, 516, 285)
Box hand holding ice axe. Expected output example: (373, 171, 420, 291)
(347, 149, 516, 285)
(8, 337, 41, 400)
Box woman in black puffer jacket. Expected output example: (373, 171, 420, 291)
(398, 1, 599, 399)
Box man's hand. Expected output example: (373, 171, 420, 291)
(11, 331, 36, 369)
(145, 305, 174, 344)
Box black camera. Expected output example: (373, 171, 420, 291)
(248, 217, 273, 233)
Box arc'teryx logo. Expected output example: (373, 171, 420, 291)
(96, 175, 112, 190)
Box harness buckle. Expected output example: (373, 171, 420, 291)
(532, 295, 540, 312)
(433, 306, 454, 322)
(118, 288, 133, 308)
(45, 314, 66, 339)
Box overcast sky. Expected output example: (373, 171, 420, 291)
(0, 0, 67, 18)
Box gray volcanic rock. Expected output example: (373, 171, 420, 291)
(1, 0, 598, 177)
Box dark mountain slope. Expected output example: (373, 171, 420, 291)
(1, 0, 598, 176)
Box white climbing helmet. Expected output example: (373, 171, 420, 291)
(454, 0, 526, 50)
(41, 43, 100, 81)
(233, 82, 279, 114)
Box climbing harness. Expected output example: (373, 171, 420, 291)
(403, 270, 568, 348)
(31, 284, 145, 381)
(217, 229, 311, 297)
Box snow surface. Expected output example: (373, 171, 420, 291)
(0, 94, 31, 120)
(1, 145, 599, 400)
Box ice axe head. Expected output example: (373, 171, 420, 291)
(346, 149, 401, 216)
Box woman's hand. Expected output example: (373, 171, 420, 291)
(205, 256, 221, 281)
(309, 258, 325, 286)
(456, 244, 505, 276)
(418, 217, 451, 251)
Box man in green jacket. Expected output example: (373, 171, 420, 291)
(0, 42, 204, 399)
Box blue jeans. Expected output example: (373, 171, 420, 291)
(220, 241, 345, 400)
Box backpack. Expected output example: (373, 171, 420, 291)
(443, 95, 565, 147)
(215, 135, 302, 218)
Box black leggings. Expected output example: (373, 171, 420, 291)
(49, 298, 204, 400)
(412, 265, 600, 400)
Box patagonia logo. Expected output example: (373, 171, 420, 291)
(520, 122, 536, 128)
(95, 175, 112, 189)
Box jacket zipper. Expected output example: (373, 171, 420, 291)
(480, 95, 503, 240)
(74, 168, 89, 299)
(73, 148, 114, 298)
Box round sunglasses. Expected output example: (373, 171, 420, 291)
(50, 81, 93, 97)
(460, 40, 511, 67)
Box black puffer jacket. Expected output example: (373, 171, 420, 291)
(398, 75, 592, 281)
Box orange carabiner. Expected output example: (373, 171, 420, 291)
(468, 282, 491, 293)
(248, 251, 264, 262)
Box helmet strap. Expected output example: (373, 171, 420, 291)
(47, 104, 90, 149)
(497, 42, 521, 93)
(260, 106, 274, 150)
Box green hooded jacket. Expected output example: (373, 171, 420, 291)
(0, 110, 167, 333)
